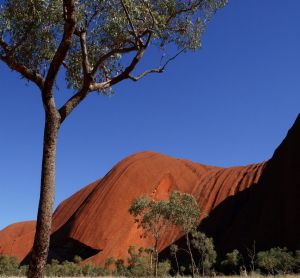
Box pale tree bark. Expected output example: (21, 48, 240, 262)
(28, 110, 61, 278)
(186, 233, 196, 278)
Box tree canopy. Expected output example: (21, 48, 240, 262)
(0, 0, 227, 96)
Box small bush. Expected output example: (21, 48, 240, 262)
(0, 255, 20, 276)
(256, 247, 295, 275)
(127, 245, 170, 277)
(220, 249, 243, 274)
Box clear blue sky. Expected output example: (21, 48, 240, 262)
(0, 0, 299, 230)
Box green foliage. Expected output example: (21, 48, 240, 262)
(81, 263, 108, 277)
(191, 231, 216, 275)
(126, 245, 170, 277)
(129, 194, 171, 277)
(168, 191, 201, 234)
(256, 247, 295, 275)
(46, 259, 82, 276)
(220, 249, 243, 274)
(45, 257, 108, 277)
(129, 195, 170, 242)
(0, 255, 20, 276)
(0, 0, 227, 91)
(1, 247, 300, 276)
(0, 0, 62, 73)
(113, 259, 129, 276)
(129, 191, 202, 277)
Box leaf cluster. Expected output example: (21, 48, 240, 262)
(0, 0, 227, 92)
(129, 191, 201, 242)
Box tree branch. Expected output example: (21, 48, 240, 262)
(89, 47, 145, 91)
(128, 48, 186, 82)
(58, 87, 89, 123)
(91, 45, 137, 78)
(79, 31, 91, 79)
(0, 36, 10, 53)
(0, 36, 45, 90)
(128, 68, 163, 81)
(44, 0, 76, 97)
(120, 0, 140, 44)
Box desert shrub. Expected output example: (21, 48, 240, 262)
(127, 245, 170, 277)
(45, 257, 108, 277)
(46, 259, 82, 276)
(81, 264, 108, 276)
(0, 255, 20, 276)
(113, 259, 129, 276)
(256, 247, 295, 275)
(127, 246, 152, 276)
(220, 249, 243, 274)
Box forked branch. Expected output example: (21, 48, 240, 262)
(44, 0, 76, 97)
(129, 48, 186, 81)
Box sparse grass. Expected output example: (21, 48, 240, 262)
(2, 276, 300, 278)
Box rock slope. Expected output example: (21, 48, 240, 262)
(0, 115, 299, 265)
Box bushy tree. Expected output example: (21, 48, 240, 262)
(0, 1, 226, 277)
(191, 231, 216, 276)
(129, 196, 170, 277)
(167, 191, 201, 277)
(129, 191, 201, 277)
(256, 247, 295, 275)
(220, 249, 242, 274)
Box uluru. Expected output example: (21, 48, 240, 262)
(0, 114, 299, 266)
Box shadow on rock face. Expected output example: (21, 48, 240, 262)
(21, 237, 100, 264)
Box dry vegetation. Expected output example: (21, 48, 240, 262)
(2, 276, 300, 278)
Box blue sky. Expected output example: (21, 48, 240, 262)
(0, 0, 299, 230)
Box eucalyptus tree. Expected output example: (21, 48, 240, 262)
(191, 231, 216, 276)
(168, 191, 201, 277)
(129, 195, 170, 278)
(0, 0, 226, 277)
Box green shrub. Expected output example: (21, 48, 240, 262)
(45, 257, 108, 277)
(0, 255, 20, 276)
(256, 247, 295, 274)
(113, 259, 129, 276)
(81, 264, 108, 276)
(220, 249, 243, 274)
(127, 245, 170, 277)
(191, 231, 217, 275)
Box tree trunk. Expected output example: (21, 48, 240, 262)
(174, 253, 180, 275)
(155, 249, 158, 278)
(186, 233, 195, 278)
(154, 239, 159, 278)
(28, 112, 60, 278)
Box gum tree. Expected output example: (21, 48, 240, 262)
(129, 195, 170, 278)
(168, 191, 201, 277)
(0, 1, 226, 277)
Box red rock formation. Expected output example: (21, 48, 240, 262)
(0, 221, 35, 261)
(0, 115, 299, 265)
